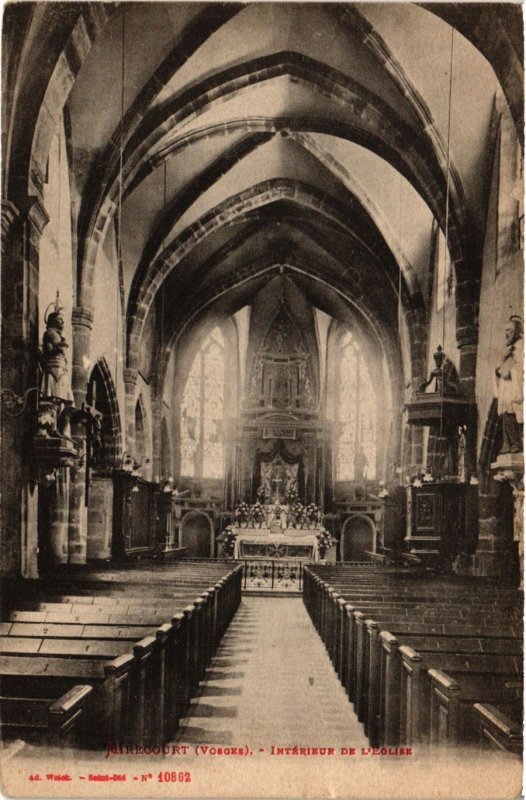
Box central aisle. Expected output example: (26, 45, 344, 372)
(172, 596, 368, 748)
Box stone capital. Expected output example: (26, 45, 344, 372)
(15, 195, 50, 235)
(72, 306, 94, 330)
(1, 200, 20, 247)
(456, 324, 478, 349)
(123, 368, 138, 392)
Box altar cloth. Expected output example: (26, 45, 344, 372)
(234, 528, 318, 560)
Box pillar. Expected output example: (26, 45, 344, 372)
(123, 367, 138, 455)
(68, 305, 93, 563)
(1, 196, 48, 577)
(151, 396, 162, 482)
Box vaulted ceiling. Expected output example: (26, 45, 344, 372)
(5, 2, 522, 392)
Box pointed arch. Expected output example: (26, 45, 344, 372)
(87, 356, 123, 467)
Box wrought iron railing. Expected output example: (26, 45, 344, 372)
(242, 559, 305, 592)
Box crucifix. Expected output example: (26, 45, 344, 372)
(271, 475, 285, 504)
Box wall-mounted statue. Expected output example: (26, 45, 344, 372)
(495, 316, 523, 454)
(40, 292, 73, 403)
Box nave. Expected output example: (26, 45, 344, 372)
(172, 596, 369, 749)
(1, 3, 524, 796)
(1, 564, 522, 799)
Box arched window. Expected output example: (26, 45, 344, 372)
(180, 328, 225, 479)
(335, 333, 376, 480)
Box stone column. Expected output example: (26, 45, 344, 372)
(1, 197, 48, 577)
(47, 468, 70, 566)
(151, 396, 162, 482)
(123, 367, 138, 456)
(68, 305, 93, 563)
(86, 472, 114, 560)
(457, 311, 479, 481)
(491, 454, 523, 585)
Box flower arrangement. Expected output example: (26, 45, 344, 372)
(222, 526, 237, 558)
(256, 485, 268, 504)
(234, 500, 250, 524)
(251, 501, 265, 526)
(289, 500, 305, 527)
(316, 527, 333, 559)
(304, 502, 321, 526)
(286, 487, 298, 505)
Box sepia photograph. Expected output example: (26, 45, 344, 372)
(0, 2, 524, 798)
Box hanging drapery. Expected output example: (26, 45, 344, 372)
(252, 439, 305, 501)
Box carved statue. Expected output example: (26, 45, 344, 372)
(40, 292, 73, 403)
(418, 345, 459, 395)
(495, 316, 523, 454)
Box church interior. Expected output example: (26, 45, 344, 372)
(0, 2, 524, 791)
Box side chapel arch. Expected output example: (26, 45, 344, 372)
(340, 514, 377, 562)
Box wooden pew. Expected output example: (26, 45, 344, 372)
(426, 661, 522, 747)
(302, 567, 522, 753)
(473, 702, 523, 756)
(350, 605, 519, 721)
(1, 684, 93, 746)
(375, 630, 522, 747)
(0, 653, 132, 747)
(1, 564, 243, 746)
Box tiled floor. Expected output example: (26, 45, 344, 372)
(171, 596, 368, 749)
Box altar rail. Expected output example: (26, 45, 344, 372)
(242, 559, 304, 592)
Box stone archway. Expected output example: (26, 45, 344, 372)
(340, 514, 376, 562)
(180, 511, 214, 558)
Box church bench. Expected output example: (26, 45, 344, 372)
(320, 582, 520, 679)
(3, 594, 221, 744)
(17, 601, 195, 615)
(370, 630, 522, 748)
(398, 649, 522, 746)
(0, 654, 133, 747)
(329, 595, 517, 697)
(351, 610, 520, 721)
(302, 571, 521, 674)
(426, 662, 522, 747)
(11, 609, 172, 625)
(352, 611, 517, 722)
(473, 702, 523, 756)
(302, 572, 520, 651)
(9, 592, 223, 659)
(0, 568, 242, 746)
(0, 684, 93, 746)
(8, 568, 241, 638)
(328, 602, 519, 728)
(4, 622, 162, 640)
(0, 636, 135, 657)
(0, 635, 162, 745)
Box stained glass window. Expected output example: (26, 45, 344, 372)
(180, 328, 225, 479)
(335, 334, 376, 480)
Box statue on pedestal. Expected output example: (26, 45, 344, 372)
(40, 292, 73, 404)
(495, 316, 523, 455)
(37, 292, 74, 440)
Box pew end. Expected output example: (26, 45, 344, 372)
(473, 703, 523, 757)
(1, 684, 93, 747)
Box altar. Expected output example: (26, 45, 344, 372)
(234, 527, 318, 560)
(222, 498, 328, 561)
